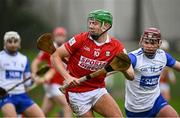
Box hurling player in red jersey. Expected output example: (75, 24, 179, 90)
(31, 27, 72, 117)
(51, 10, 134, 117)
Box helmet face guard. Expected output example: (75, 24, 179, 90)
(87, 9, 113, 40)
(140, 27, 162, 59)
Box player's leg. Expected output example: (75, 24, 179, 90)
(50, 84, 72, 117)
(52, 95, 72, 117)
(93, 93, 123, 117)
(79, 109, 95, 117)
(41, 96, 54, 115)
(160, 83, 171, 101)
(1, 103, 17, 117)
(161, 90, 170, 101)
(41, 83, 54, 115)
(68, 89, 102, 117)
(15, 93, 44, 117)
(156, 105, 179, 117)
(23, 103, 45, 117)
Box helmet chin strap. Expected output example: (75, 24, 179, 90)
(90, 24, 112, 40)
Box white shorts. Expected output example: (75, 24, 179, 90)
(44, 83, 64, 98)
(160, 83, 170, 92)
(68, 88, 108, 116)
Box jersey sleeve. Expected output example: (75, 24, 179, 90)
(24, 57, 34, 87)
(24, 57, 31, 79)
(165, 52, 176, 67)
(128, 53, 137, 68)
(64, 33, 85, 54)
(36, 51, 50, 64)
(37, 51, 50, 61)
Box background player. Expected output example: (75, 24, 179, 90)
(0, 31, 44, 117)
(31, 27, 72, 117)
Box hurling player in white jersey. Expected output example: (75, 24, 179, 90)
(0, 31, 44, 117)
(125, 27, 180, 117)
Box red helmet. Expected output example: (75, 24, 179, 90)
(53, 27, 67, 36)
(141, 27, 161, 41)
(140, 27, 162, 59)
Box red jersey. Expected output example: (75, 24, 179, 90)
(37, 51, 64, 85)
(64, 32, 125, 92)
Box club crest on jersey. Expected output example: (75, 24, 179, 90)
(105, 51, 110, 56)
(68, 37, 76, 46)
(83, 46, 90, 51)
(94, 49, 100, 57)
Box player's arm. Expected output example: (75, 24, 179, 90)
(31, 57, 42, 78)
(51, 44, 79, 86)
(167, 68, 176, 84)
(122, 53, 136, 81)
(166, 52, 180, 71)
(172, 61, 180, 71)
(24, 58, 34, 88)
(121, 65, 134, 81)
(34, 68, 55, 85)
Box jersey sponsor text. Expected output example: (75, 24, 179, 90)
(78, 56, 107, 71)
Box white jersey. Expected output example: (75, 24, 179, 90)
(125, 48, 175, 112)
(0, 50, 31, 94)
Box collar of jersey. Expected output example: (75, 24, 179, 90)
(4, 49, 18, 56)
(89, 34, 111, 46)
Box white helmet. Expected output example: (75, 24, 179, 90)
(4, 31, 21, 42)
(160, 40, 169, 51)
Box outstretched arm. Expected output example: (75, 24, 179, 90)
(172, 61, 180, 71)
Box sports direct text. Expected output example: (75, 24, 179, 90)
(78, 56, 107, 71)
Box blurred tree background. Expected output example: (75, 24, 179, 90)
(0, 0, 50, 50)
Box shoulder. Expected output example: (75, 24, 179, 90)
(156, 49, 166, 55)
(156, 49, 168, 59)
(74, 32, 89, 40)
(110, 37, 123, 45)
(0, 50, 5, 55)
(17, 52, 28, 60)
(38, 51, 49, 57)
(128, 49, 142, 68)
(68, 32, 89, 45)
(129, 48, 143, 57)
(110, 37, 125, 49)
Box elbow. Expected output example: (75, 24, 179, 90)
(122, 71, 134, 81)
(126, 75, 135, 81)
